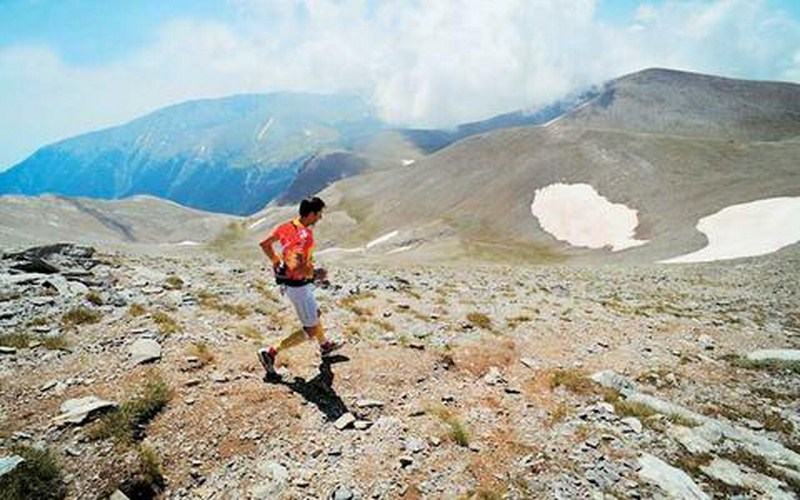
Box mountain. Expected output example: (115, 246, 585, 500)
(396, 90, 597, 154)
(0, 93, 384, 215)
(556, 68, 800, 140)
(0, 194, 235, 249)
(286, 68, 800, 265)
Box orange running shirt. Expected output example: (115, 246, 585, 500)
(270, 218, 315, 280)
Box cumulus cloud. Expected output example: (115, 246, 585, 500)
(1, 0, 799, 168)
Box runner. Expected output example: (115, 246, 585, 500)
(257, 197, 342, 378)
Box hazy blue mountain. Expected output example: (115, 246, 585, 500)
(0, 93, 384, 214)
(0, 91, 589, 215)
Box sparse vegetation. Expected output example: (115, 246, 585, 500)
(187, 342, 214, 366)
(197, 290, 251, 318)
(723, 354, 800, 374)
(549, 369, 597, 395)
(208, 221, 247, 253)
(90, 371, 171, 444)
(467, 312, 492, 329)
(428, 405, 470, 446)
(0, 444, 66, 499)
(164, 275, 184, 290)
(0, 332, 32, 348)
(0, 332, 68, 350)
(237, 325, 263, 342)
(251, 279, 279, 303)
(85, 290, 103, 306)
(119, 445, 166, 499)
(152, 311, 181, 335)
(62, 306, 102, 326)
(128, 303, 147, 317)
(506, 314, 532, 328)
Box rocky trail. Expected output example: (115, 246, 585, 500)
(0, 244, 798, 499)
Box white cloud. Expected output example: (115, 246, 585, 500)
(1, 0, 799, 169)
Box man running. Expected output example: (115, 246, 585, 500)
(257, 197, 342, 378)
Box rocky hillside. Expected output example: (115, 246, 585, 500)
(557, 68, 800, 141)
(0, 243, 798, 498)
(0, 195, 236, 250)
(305, 69, 800, 265)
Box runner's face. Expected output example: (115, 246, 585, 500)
(308, 210, 323, 225)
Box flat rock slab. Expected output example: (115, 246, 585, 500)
(356, 399, 384, 408)
(334, 412, 356, 430)
(746, 349, 800, 362)
(129, 339, 161, 365)
(638, 453, 709, 499)
(54, 396, 118, 426)
(0, 455, 25, 478)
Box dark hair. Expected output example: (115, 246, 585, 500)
(299, 196, 326, 217)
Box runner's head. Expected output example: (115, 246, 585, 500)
(299, 197, 325, 226)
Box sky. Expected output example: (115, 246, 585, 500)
(1, 0, 799, 170)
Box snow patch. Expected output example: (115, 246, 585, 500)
(257, 118, 274, 141)
(661, 197, 800, 263)
(317, 229, 401, 256)
(248, 217, 267, 230)
(401, 159, 416, 166)
(531, 183, 647, 251)
(176, 240, 201, 246)
(386, 245, 414, 255)
(366, 230, 398, 249)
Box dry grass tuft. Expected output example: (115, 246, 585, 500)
(152, 311, 181, 335)
(62, 306, 102, 326)
(164, 276, 184, 290)
(467, 312, 492, 329)
(428, 405, 470, 447)
(128, 303, 146, 317)
(89, 371, 171, 444)
(0, 444, 65, 499)
(187, 342, 215, 366)
(549, 369, 597, 395)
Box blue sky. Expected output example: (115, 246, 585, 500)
(1, 0, 799, 169)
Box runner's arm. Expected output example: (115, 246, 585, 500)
(259, 234, 282, 267)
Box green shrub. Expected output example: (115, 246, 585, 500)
(62, 306, 101, 326)
(467, 312, 492, 329)
(128, 303, 147, 317)
(91, 371, 171, 444)
(152, 311, 180, 335)
(164, 275, 184, 290)
(0, 444, 65, 499)
(85, 291, 103, 306)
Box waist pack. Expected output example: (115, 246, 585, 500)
(274, 264, 311, 287)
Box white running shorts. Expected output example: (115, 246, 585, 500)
(282, 283, 318, 328)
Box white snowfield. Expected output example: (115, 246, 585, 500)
(316, 230, 399, 257)
(531, 183, 648, 251)
(661, 197, 800, 264)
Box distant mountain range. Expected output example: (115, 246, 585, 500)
(304, 68, 800, 264)
(0, 90, 592, 215)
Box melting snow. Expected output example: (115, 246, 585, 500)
(531, 183, 648, 251)
(401, 159, 416, 166)
(661, 197, 800, 264)
(248, 217, 267, 230)
(317, 230, 401, 256)
(257, 118, 274, 141)
(366, 230, 398, 249)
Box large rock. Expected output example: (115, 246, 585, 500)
(590, 370, 636, 396)
(53, 396, 118, 426)
(746, 349, 800, 362)
(700, 458, 794, 499)
(0, 455, 25, 478)
(638, 453, 709, 499)
(128, 339, 162, 365)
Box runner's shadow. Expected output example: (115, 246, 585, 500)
(270, 355, 350, 421)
